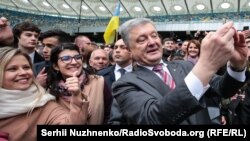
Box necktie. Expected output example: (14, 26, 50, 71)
(153, 64, 175, 89)
(119, 68, 126, 76)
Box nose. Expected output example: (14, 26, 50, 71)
(18, 68, 28, 75)
(43, 46, 49, 53)
(31, 35, 37, 40)
(71, 58, 78, 64)
(115, 48, 121, 53)
(147, 36, 156, 46)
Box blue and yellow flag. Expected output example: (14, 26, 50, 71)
(103, 2, 120, 44)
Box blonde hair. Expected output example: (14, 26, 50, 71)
(0, 47, 48, 112)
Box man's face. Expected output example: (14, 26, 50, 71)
(129, 23, 162, 66)
(113, 39, 132, 66)
(18, 31, 39, 50)
(75, 37, 95, 59)
(42, 37, 59, 61)
(164, 41, 175, 51)
(89, 49, 109, 71)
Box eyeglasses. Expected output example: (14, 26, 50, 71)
(113, 45, 129, 50)
(58, 54, 83, 64)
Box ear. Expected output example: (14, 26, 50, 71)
(129, 52, 133, 59)
(89, 59, 93, 66)
(53, 64, 59, 71)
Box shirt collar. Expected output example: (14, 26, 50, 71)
(115, 63, 133, 72)
(141, 60, 167, 71)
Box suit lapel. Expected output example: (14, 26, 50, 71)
(135, 66, 169, 96)
(167, 61, 186, 87)
(110, 65, 116, 82)
(134, 62, 188, 97)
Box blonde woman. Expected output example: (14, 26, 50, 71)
(0, 47, 88, 141)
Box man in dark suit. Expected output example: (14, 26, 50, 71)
(112, 18, 248, 124)
(12, 21, 44, 64)
(34, 29, 72, 87)
(98, 39, 133, 124)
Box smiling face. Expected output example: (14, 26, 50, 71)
(53, 49, 83, 79)
(187, 42, 199, 58)
(129, 23, 162, 66)
(3, 54, 33, 90)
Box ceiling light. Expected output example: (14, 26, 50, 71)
(248, 2, 250, 6)
(22, 0, 29, 3)
(120, 7, 123, 12)
(99, 6, 106, 11)
(153, 6, 161, 12)
(196, 4, 205, 10)
(221, 2, 230, 9)
(43, 2, 50, 7)
(174, 5, 182, 11)
(82, 5, 88, 10)
(134, 6, 141, 11)
(62, 4, 69, 9)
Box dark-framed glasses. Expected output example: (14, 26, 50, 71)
(58, 54, 83, 64)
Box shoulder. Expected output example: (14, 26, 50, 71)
(88, 74, 105, 84)
(168, 60, 194, 70)
(34, 61, 45, 67)
(97, 65, 114, 76)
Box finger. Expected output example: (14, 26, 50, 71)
(234, 33, 247, 48)
(216, 21, 234, 37)
(38, 67, 46, 74)
(233, 27, 239, 43)
(238, 32, 246, 44)
(203, 32, 213, 39)
(221, 27, 235, 42)
(73, 71, 78, 77)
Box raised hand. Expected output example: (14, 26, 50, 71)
(192, 21, 237, 85)
(0, 17, 14, 46)
(65, 71, 81, 96)
(35, 67, 47, 87)
(230, 31, 248, 70)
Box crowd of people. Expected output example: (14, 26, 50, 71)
(0, 15, 250, 140)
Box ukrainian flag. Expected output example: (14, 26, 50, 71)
(103, 2, 120, 44)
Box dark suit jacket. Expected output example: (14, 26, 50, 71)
(34, 61, 45, 76)
(97, 65, 116, 89)
(112, 60, 245, 124)
(98, 65, 128, 125)
(33, 51, 44, 64)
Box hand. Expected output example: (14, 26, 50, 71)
(229, 31, 248, 70)
(221, 116, 227, 125)
(35, 67, 47, 87)
(65, 71, 81, 96)
(0, 17, 14, 46)
(192, 21, 236, 85)
(199, 21, 235, 71)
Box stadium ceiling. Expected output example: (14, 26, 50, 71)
(0, 0, 250, 19)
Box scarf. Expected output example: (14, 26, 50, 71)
(187, 56, 199, 65)
(0, 84, 55, 119)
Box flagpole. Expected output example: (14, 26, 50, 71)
(115, 30, 118, 42)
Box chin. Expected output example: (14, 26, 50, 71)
(16, 86, 30, 90)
